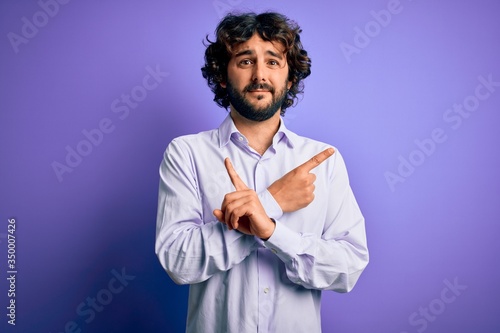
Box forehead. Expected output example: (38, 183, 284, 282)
(231, 33, 286, 57)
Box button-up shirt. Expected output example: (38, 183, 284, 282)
(155, 115, 368, 333)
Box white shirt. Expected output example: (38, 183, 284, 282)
(156, 115, 369, 332)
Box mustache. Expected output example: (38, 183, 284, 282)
(244, 83, 275, 93)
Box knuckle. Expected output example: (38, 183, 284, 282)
(305, 174, 315, 184)
(311, 156, 321, 164)
(226, 202, 235, 211)
(303, 192, 314, 203)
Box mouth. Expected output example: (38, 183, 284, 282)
(245, 83, 274, 94)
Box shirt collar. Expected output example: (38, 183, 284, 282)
(218, 114, 295, 148)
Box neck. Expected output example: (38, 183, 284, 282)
(230, 108, 281, 155)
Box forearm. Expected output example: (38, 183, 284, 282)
(264, 219, 368, 292)
(258, 189, 283, 219)
(264, 151, 369, 292)
(155, 217, 258, 284)
(156, 141, 258, 284)
(265, 148, 368, 292)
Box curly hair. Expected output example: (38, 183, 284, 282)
(201, 12, 311, 115)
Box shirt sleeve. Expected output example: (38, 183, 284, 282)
(155, 139, 259, 285)
(258, 189, 283, 220)
(263, 150, 369, 292)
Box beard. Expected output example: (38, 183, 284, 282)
(226, 80, 288, 122)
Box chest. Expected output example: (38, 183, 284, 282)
(193, 150, 330, 236)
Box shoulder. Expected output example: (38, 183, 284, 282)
(165, 128, 218, 153)
(159, 129, 219, 172)
(171, 128, 218, 145)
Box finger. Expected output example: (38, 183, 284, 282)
(229, 199, 254, 230)
(223, 194, 252, 227)
(215, 209, 234, 230)
(213, 209, 224, 223)
(297, 148, 334, 172)
(220, 190, 253, 212)
(224, 157, 248, 191)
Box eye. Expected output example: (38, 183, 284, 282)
(268, 60, 279, 66)
(239, 59, 253, 66)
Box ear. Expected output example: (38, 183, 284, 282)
(287, 80, 292, 90)
(220, 81, 227, 89)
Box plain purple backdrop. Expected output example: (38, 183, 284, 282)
(1, 0, 500, 332)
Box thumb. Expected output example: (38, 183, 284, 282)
(213, 209, 225, 223)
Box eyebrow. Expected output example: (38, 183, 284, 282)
(234, 49, 284, 60)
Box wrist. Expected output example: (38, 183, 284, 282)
(260, 218, 276, 241)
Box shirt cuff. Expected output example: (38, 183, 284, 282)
(258, 190, 283, 220)
(263, 219, 301, 262)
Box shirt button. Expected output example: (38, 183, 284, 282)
(264, 288, 269, 294)
(271, 248, 278, 254)
(238, 136, 243, 141)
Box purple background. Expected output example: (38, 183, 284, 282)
(1, 0, 500, 332)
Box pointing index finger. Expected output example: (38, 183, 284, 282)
(298, 148, 335, 172)
(224, 157, 248, 191)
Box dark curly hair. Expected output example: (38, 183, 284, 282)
(201, 12, 311, 115)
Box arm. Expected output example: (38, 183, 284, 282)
(155, 140, 258, 285)
(264, 150, 368, 292)
(213, 158, 276, 240)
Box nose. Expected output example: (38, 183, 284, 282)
(252, 60, 266, 82)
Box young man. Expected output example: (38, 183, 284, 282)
(156, 12, 368, 332)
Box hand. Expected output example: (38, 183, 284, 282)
(213, 158, 275, 239)
(268, 148, 334, 213)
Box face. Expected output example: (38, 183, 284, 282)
(221, 33, 292, 122)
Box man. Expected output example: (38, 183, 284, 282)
(156, 12, 368, 332)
